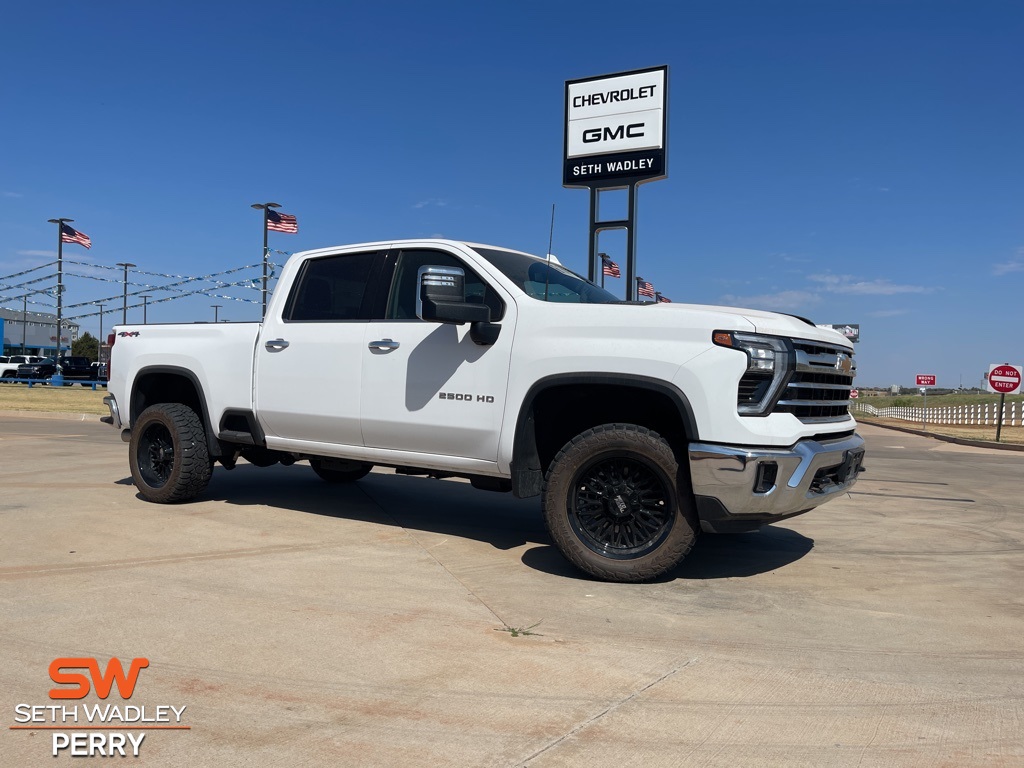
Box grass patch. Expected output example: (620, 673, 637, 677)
(496, 621, 543, 638)
(0, 383, 108, 414)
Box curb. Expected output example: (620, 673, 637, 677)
(0, 409, 105, 422)
(857, 417, 1024, 452)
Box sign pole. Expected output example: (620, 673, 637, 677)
(986, 363, 1023, 440)
(915, 375, 936, 430)
(996, 392, 1006, 442)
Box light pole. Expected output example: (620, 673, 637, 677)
(211, 304, 222, 323)
(94, 302, 105, 363)
(46, 218, 73, 370)
(116, 262, 136, 324)
(140, 295, 151, 324)
(251, 202, 280, 319)
(19, 287, 53, 355)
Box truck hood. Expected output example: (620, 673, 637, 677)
(651, 302, 853, 349)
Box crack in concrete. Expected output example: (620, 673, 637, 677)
(354, 482, 514, 629)
(518, 657, 700, 766)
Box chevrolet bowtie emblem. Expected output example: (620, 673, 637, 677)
(835, 353, 853, 375)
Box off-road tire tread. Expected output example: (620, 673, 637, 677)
(130, 403, 212, 503)
(542, 423, 698, 583)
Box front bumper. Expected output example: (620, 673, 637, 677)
(688, 433, 865, 533)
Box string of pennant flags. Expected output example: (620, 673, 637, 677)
(66, 279, 283, 322)
(0, 261, 59, 284)
(3, 205, 677, 338)
(0, 206, 301, 332)
(61, 262, 282, 305)
(0, 271, 60, 294)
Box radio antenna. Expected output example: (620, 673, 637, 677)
(544, 203, 554, 302)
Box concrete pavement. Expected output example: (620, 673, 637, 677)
(1, 419, 1022, 766)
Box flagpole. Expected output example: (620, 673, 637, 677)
(56, 225, 63, 366)
(251, 202, 281, 320)
(262, 207, 269, 319)
(47, 217, 73, 374)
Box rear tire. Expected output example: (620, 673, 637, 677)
(129, 403, 212, 503)
(310, 458, 372, 483)
(542, 423, 698, 583)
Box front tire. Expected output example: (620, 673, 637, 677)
(542, 423, 698, 582)
(129, 403, 212, 503)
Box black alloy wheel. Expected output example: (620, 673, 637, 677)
(542, 423, 699, 582)
(569, 454, 675, 559)
(137, 420, 175, 489)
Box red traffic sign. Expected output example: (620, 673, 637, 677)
(988, 365, 1022, 394)
(849, 389, 859, 399)
(916, 374, 936, 387)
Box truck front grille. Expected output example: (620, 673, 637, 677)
(773, 340, 855, 422)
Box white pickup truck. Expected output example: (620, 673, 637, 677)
(104, 239, 863, 582)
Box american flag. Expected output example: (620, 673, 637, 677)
(601, 255, 621, 278)
(266, 209, 299, 233)
(656, 292, 672, 303)
(60, 223, 92, 249)
(637, 277, 655, 299)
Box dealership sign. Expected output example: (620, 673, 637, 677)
(817, 323, 860, 343)
(564, 66, 668, 187)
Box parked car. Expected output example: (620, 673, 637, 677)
(16, 356, 98, 381)
(1, 355, 45, 378)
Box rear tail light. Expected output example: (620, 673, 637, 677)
(107, 333, 116, 382)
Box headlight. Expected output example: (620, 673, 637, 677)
(713, 331, 792, 415)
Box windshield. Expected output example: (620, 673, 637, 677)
(472, 247, 621, 304)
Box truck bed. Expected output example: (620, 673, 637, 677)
(110, 322, 263, 428)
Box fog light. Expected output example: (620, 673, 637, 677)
(754, 462, 778, 494)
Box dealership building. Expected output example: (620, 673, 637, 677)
(0, 308, 80, 356)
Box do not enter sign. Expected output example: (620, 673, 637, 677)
(987, 364, 1023, 394)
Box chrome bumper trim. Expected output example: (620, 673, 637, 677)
(688, 433, 865, 522)
(102, 395, 123, 430)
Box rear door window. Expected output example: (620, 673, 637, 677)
(284, 251, 382, 322)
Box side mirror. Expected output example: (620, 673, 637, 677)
(417, 266, 490, 325)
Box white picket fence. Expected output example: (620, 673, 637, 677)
(853, 401, 1022, 427)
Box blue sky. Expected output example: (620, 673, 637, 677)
(1, 0, 1021, 388)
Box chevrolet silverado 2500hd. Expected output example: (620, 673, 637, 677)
(103, 239, 863, 582)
